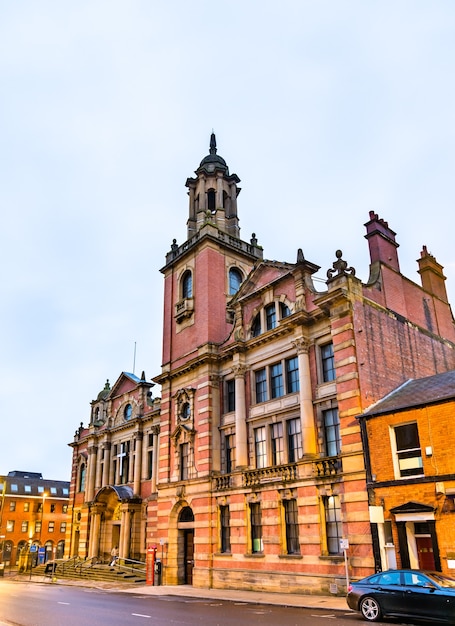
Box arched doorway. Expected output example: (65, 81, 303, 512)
(178, 506, 194, 585)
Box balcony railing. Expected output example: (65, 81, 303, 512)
(312, 457, 341, 477)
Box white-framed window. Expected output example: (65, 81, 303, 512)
(391, 422, 423, 478)
(253, 357, 300, 404)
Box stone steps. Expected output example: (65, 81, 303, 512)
(34, 562, 146, 584)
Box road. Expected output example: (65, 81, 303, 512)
(0, 580, 435, 626)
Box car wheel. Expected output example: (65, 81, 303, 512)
(360, 596, 382, 622)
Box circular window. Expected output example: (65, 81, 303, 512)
(124, 404, 133, 421)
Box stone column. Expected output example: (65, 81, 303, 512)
(102, 442, 111, 487)
(88, 503, 103, 558)
(86, 444, 98, 502)
(233, 365, 248, 468)
(94, 445, 103, 491)
(293, 338, 317, 456)
(133, 432, 143, 495)
(152, 426, 160, 492)
(119, 506, 132, 560)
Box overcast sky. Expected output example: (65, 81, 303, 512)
(1, 1, 454, 481)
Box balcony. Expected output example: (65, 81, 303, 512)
(175, 297, 194, 323)
(312, 457, 341, 477)
(213, 464, 298, 491)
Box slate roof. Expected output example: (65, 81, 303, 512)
(361, 369, 455, 418)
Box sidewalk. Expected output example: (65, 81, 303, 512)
(3, 572, 349, 612)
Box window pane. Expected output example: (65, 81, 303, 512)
(229, 268, 242, 295)
(270, 363, 284, 399)
(323, 408, 341, 456)
(321, 343, 335, 382)
(325, 495, 342, 555)
(285, 357, 299, 393)
(182, 271, 193, 298)
(251, 313, 261, 337)
(287, 418, 302, 463)
(255, 369, 267, 403)
(250, 503, 263, 553)
(255, 427, 267, 468)
(265, 304, 276, 330)
(225, 434, 235, 473)
(271, 423, 284, 465)
(220, 505, 231, 553)
(226, 379, 236, 412)
(284, 499, 300, 554)
(394, 423, 423, 477)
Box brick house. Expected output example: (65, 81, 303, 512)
(358, 369, 455, 575)
(0, 471, 69, 567)
(67, 135, 455, 594)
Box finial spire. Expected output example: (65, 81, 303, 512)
(209, 132, 217, 155)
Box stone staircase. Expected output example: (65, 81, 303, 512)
(33, 560, 147, 585)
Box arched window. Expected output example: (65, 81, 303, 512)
(280, 302, 291, 318)
(179, 506, 194, 523)
(207, 188, 216, 212)
(182, 270, 193, 299)
(229, 267, 243, 295)
(78, 463, 86, 492)
(124, 403, 132, 421)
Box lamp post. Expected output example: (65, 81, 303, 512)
(39, 493, 47, 563)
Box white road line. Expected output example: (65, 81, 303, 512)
(57, 602, 70, 605)
(132, 613, 151, 619)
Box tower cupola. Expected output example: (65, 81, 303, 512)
(186, 133, 241, 239)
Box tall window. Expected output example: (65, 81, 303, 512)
(225, 379, 235, 412)
(255, 368, 267, 403)
(284, 499, 300, 554)
(323, 408, 341, 456)
(35, 521, 41, 534)
(325, 495, 342, 555)
(6, 521, 14, 532)
(225, 434, 235, 474)
(48, 521, 55, 533)
(21, 521, 28, 533)
(23, 502, 29, 512)
(265, 303, 277, 330)
(251, 313, 261, 337)
(270, 362, 284, 399)
(280, 302, 291, 318)
(180, 443, 189, 480)
(60, 522, 67, 533)
(287, 418, 302, 462)
(220, 505, 231, 553)
(78, 463, 86, 492)
(250, 503, 263, 553)
(9, 502, 16, 512)
(147, 433, 154, 480)
(182, 270, 193, 299)
(271, 422, 284, 465)
(321, 343, 335, 382)
(393, 423, 423, 477)
(285, 357, 299, 393)
(229, 268, 243, 295)
(254, 427, 267, 468)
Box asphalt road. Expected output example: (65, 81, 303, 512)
(0, 580, 364, 626)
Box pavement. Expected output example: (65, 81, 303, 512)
(1, 571, 349, 612)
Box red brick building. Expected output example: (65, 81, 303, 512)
(358, 369, 455, 576)
(67, 135, 455, 594)
(0, 471, 69, 568)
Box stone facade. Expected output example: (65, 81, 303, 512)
(67, 135, 455, 595)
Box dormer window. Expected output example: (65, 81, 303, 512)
(229, 267, 243, 295)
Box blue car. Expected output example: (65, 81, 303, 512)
(346, 569, 455, 623)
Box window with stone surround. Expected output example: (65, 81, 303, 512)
(250, 502, 263, 554)
(220, 505, 231, 553)
(324, 495, 342, 555)
(283, 498, 300, 555)
(320, 342, 335, 383)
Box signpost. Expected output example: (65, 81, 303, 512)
(340, 538, 349, 590)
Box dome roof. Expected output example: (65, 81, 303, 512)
(97, 379, 111, 401)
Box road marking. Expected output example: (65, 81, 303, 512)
(57, 602, 70, 605)
(311, 614, 336, 619)
(132, 613, 151, 619)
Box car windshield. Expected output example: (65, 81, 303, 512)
(426, 573, 455, 588)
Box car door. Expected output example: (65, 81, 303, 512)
(402, 571, 451, 621)
(373, 571, 405, 615)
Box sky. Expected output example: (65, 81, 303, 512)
(1, 1, 454, 481)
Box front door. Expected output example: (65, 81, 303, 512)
(184, 530, 194, 585)
(416, 536, 435, 570)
